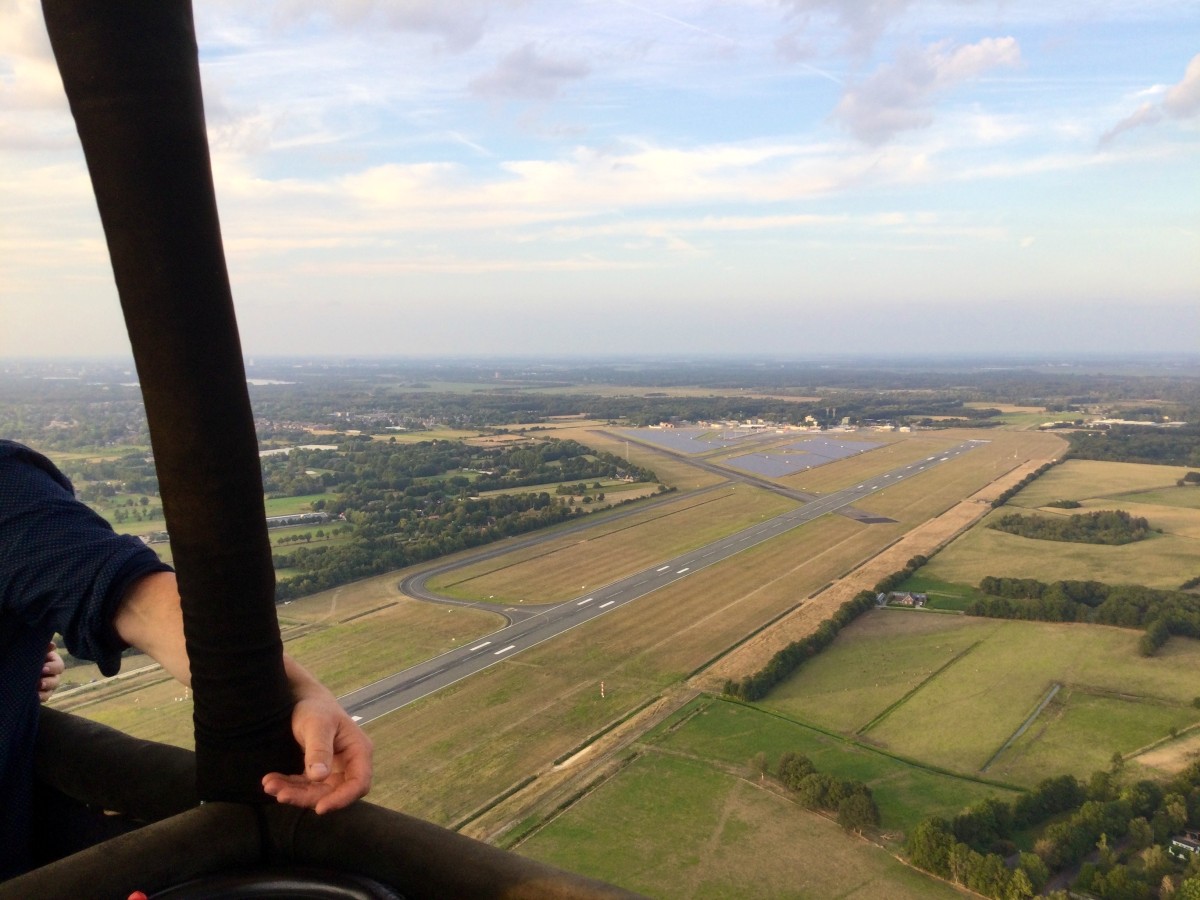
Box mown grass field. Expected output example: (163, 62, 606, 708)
(761, 610, 1200, 787)
(517, 698, 984, 898)
(920, 458, 1200, 590)
(1006, 459, 1194, 510)
(264, 493, 331, 516)
(429, 485, 797, 604)
(782, 430, 1065, 518)
(643, 697, 1017, 833)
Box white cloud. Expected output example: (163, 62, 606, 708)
(1163, 53, 1200, 118)
(469, 44, 590, 101)
(832, 37, 1021, 144)
(1101, 52, 1200, 145)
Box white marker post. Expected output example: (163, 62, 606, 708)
(600, 681, 606, 699)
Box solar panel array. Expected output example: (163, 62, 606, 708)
(725, 438, 884, 477)
(614, 427, 759, 454)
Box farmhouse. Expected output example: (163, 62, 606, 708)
(1169, 831, 1200, 860)
(878, 591, 927, 608)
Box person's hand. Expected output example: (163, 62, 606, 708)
(38, 642, 65, 702)
(261, 657, 373, 814)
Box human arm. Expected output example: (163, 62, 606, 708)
(112, 570, 373, 812)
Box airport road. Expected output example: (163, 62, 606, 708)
(340, 439, 987, 723)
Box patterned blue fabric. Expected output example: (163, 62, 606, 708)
(1, 440, 172, 879)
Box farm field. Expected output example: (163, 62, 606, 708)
(1005, 459, 1195, 510)
(761, 610, 1200, 786)
(920, 458, 1200, 590)
(518, 698, 983, 898)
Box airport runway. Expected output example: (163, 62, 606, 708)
(340, 439, 986, 723)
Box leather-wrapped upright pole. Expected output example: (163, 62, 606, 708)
(41, 0, 303, 801)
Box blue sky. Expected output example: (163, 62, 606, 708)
(2, 1, 1197, 359)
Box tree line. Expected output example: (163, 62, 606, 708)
(991, 461, 1059, 509)
(721, 590, 878, 702)
(1068, 425, 1200, 468)
(907, 760, 1200, 898)
(968, 577, 1200, 656)
(723, 555, 931, 702)
(988, 509, 1153, 545)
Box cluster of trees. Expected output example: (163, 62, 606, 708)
(1181, 472, 1200, 487)
(260, 439, 655, 505)
(723, 590, 878, 701)
(774, 752, 880, 833)
(1068, 425, 1200, 467)
(1047, 499, 1083, 509)
(968, 577, 1200, 656)
(274, 492, 578, 601)
(988, 509, 1153, 545)
(908, 763, 1200, 899)
(65, 454, 160, 497)
(991, 461, 1058, 509)
(724, 555, 935, 702)
(269, 438, 660, 601)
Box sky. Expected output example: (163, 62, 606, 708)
(2, 0, 1198, 360)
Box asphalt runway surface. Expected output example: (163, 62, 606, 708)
(340, 439, 986, 723)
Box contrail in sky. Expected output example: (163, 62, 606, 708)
(609, 0, 844, 85)
(611, 0, 738, 44)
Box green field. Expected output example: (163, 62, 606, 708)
(428, 485, 797, 604)
(918, 459, 1200, 591)
(518, 698, 983, 898)
(264, 493, 331, 515)
(761, 610, 1200, 786)
(1005, 459, 1194, 510)
(892, 574, 983, 611)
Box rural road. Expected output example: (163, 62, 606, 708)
(339, 439, 986, 723)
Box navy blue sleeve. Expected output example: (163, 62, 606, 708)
(0, 441, 173, 677)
